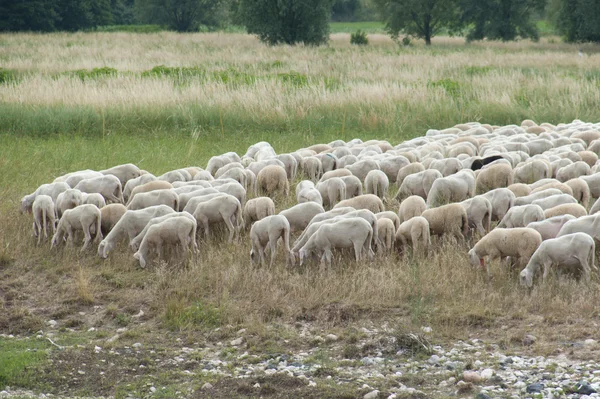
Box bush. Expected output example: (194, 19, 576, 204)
(350, 29, 369, 45)
(71, 67, 118, 81)
(0, 68, 17, 84)
(401, 36, 411, 46)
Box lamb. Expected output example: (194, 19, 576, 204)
(507, 183, 532, 197)
(250, 215, 294, 267)
(531, 194, 577, 210)
(520, 233, 596, 287)
(279, 202, 325, 232)
(32, 195, 57, 244)
(316, 178, 346, 208)
(276, 154, 298, 180)
(421, 203, 469, 241)
(426, 170, 476, 207)
(395, 169, 442, 201)
(133, 216, 198, 268)
(398, 195, 427, 223)
(177, 187, 219, 211)
(376, 218, 395, 252)
(376, 211, 401, 231)
(301, 157, 323, 181)
(257, 165, 289, 197)
(296, 180, 315, 201)
(314, 153, 337, 173)
(21, 182, 70, 213)
(526, 215, 576, 240)
(395, 216, 430, 255)
(192, 194, 242, 243)
(243, 197, 276, 229)
(130, 212, 198, 253)
(100, 203, 127, 236)
(340, 175, 363, 199)
(126, 189, 179, 211)
(298, 218, 373, 265)
(345, 159, 380, 182)
(364, 170, 389, 200)
(334, 194, 384, 214)
(468, 228, 542, 275)
(100, 163, 142, 187)
(497, 204, 545, 228)
(74, 175, 124, 204)
(51, 204, 102, 251)
(97, 205, 176, 258)
(460, 197, 492, 236)
(297, 187, 323, 206)
(320, 169, 352, 182)
(55, 189, 83, 218)
(475, 163, 514, 194)
(544, 203, 588, 218)
(564, 178, 591, 208)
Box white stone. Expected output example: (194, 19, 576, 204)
(149, 387, 156, 393)
(202, 383, 213, 390)
(231, 337, 243, 346)
(364, 390, 379, 399)
(481, 368, 494, 380)
(326, 334, 338, 341)
(132, 342, 142, 348)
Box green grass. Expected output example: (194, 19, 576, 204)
(0, 338, 52, 388)
(329, 21, 386, 33)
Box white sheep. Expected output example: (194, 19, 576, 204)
(556, 214, 600, 241)
(316, 177, 346, 208)
(395, 216, 430, 255)
(556, 161, 591, 182)
(526, 215, 576, 240)
(82, 193, 106, 209)
(398, 195, 427, 224)
(100, 203, 127, 236)
(426, 170, 476, 207)
(513, 159, 551, 184)
(396, 163, 425, 187)
(21, 182, 70, 213)
(157, 170, 187, 183)
(177, 187, 219, 211)
(279, 202, 325, 232)
(276, 154, 298, 180)
(564, 178, 591, 208)
(460, 196, 492, 236)
(172, 180, 211, 189)
(428, 158, 462, 176)
(544, 203, 588, 218)
(320, 169, 352, 182)
(301, 207, 356, 232)
(580, 173, 600, 198)
(364, 170, 389, 200)
(376, 218, 395, 252)
(218, 167, 247, 188)
(130, 212, 198, 253)
(531, 194, 577, 210)
(340, 175, 363, 199)
(421, 203, 468, 241)
(126, 189, 179, 211)
(214, 182, 246, 206)
(507, 183, 532, 198)
(376, 211, 400, 231)
(314, 153, 337, 173)
(250, 215, 294, 267)
(497, 204, 544, 228)
(530, 181, 574, 196)
(520, 233, 596, 287)
(475, 163, 514, 194)
(378, 156, 410, 183)
(51, 204, 102, 251)
(100, 163, 142, 187)
(334, 194, 384, 214)
(297, 187, 323, 206)
(243, 197, 276, 229)
(345, 159, 380, 182)
(247, 159, 286, 178)
(301, 157, 323, 181)
(257, 165, 289, 197)
(215, 162, 244, 178)
(74, 175, 124, 204)
(182, 193, 228, 214)
(32, 195, 57, 244)
(192, 194, 242, 243)
(192, 170, 215, 181)
(468, 228, 542, 275)
(55, 189, 83, 218)
(63, 171, 104, 188)
(514, 188, 563, 206)
(133, 216, 198, 268)
(395, 169, 442, 201)
(298, 217, 373, 265)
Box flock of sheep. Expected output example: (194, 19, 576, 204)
(20, 119, 600, 287)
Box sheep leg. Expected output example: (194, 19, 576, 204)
(178, 231, 190, 254)
(222, 213, 235, 243)
(81, 226, 92, 252)
(66, 225, 74, 247)
(268, 236, 278, 267)
(353, 240, 362, 262)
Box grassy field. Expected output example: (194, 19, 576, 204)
(2, 31, 600, 397)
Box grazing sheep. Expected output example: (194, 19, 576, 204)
(578, 151, 598, 167)
(130, 212, 198, 253)
(460, 197, 492, 236)
(376, 211, 400, 231)
(276, 154, 299, 180)
(398, 195, 427, 223)
(421, 203, 469, 241)
(243, 197, 276, 229)
(395, 169, 442, 201)
(97, 205, 176, 258)
(133, 216, 198, 268)
(531, 194, 577, 210)
(100, 203, 127, 236)
(207, 155, 235, 176)
(215, 162, 244, 178)
(579, 173, 600, 198)
(426, 170, 476, 207)
(74, 175, 124, 204)
(520, 233, 596, 287)
(364, 170, 389, 200)
(244, 169, 257, 196)
(157, 170, 186, 183)
(192, 194, 242, 243)
(218, 167, 247, 188)
(475, 163, 514, 194)
(497, 204, 544, 228)
(316, 178, 346, 208)
(55, 189, 83, 218)
(82, 192, 106, 208)
(527, 215, 576, 240)
(395, 216, 430, 255)
(178, 188, 220, 211)
(51, 204, 102, 251)
(126, 189, 179, 211)
(337, 154, 359, 169)
(345, 159, 380, 182)
(302, 207, 356, 232)
(247, 159, 286, 178)
(556, 214, 600, 242)
(301, 157, 323, 181)
(556, 161, 591, 182)
(250, 215, 294, 267)
(340, 175, 363, 199)
(378, 156, 410, 183)
(182, 193, 228, 214)
(514, 188, 563, 206)
(279, 202, 325, 232)
(396, 163, 425, 186)
(297, 187, 323, 206)
(564, 178, 591, 208)
(298, 218, 373, 265)
(507, 183, 532, 198)
(257, 165, 289, 197)
(428, 158, 462, 177)
(100, 163, 142, 187)
(21, 182, 70, 213)
(468, 228, 542, 275)
(64, 171, 104, 188)
(193, 170, 215, 181)
(334, 194, 384, 214)
(513, 159, 551, 184)
(314, 153, 337, 173)
(376, 218, 395, 252)
(320, 169, 352, 182)
(544, 203, 588, 218)
(32, 195, 57, 244)
(172, 181, 211, 189)
(296, 180, 315, 201)
(215, 182, 246, 206)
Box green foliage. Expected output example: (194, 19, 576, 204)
(135, 0, 223, 32)
(464, 65, 493, 76)
(331, 0, 378, 22)
(0, 68, 17, 84)
(236, 0, 334, 45)
(557, 0, 600, 43)
(428, 78, 461, 98)
(329, 21, 385, 33)
(460, 0, 545, 42)
(401, 36, 412, 46)
(277, 71, 309, 88)
(0, 0, 59, 32)
(0, 338, 51, 387)
(94, 24, 164, 32)
(164, 299, 222, 330)
(350, 29, 369, 45)
(70, 67, 118, 81)
(374, 0, 461, 45)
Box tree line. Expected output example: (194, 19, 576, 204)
(0, 0, 598, 44)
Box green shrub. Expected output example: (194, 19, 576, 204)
(401, 36, 411, 46)
(277, 71, 309, 88)
(94, 24, 165, 33)
(0, 68, 17, 84)
(141, 65, 206, 78)
(72, 67, 118, 81)
(428, 78, 461, 98)
(350, 30, 369, 45)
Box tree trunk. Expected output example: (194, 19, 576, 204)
(425, 34, 431, 45)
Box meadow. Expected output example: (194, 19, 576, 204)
(2, 31, 600, 397)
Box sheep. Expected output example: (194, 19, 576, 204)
(341, 175, 363, 199)
(556, 214, 600, 242)
(530, 181, 574, 196)
(74, 175, 124, 204)
(177, 187, 220, 211)
(564, 178, 591, 208)
(279, 202, 325, 232)
(301, 157, 323, 181)
(172, 181, 211, 189)
(314, 153, 337, 173)
(157, 170, 186, 183)
(426, 170, 476, 207)
(250, 215, 294, 267)
(544, 203, 588, 219)
(297, 187, 323, 206)
(364, 170, 389, 200)
(398, 195, 427, 224)
(82, 193, 106, 209)
(126, 189, 179, 211)
(513, 159, 551, 184)
(497, 204, 544, 228)
(345, 159, 380, 182)
(97, 205, 176, 258)
(51, 204, 102, 251)
(244, 169, 257, 196)
(301, 207, 356, 232)
(396, 163, 425, 186)
(54, 169, 98, 184)
(182, 193, 228, 214)
(100, 203, 127, 236)
(275, 154, 298, 180)
(460, 197, 492, 236)
(21, 182, 70, 213)
(193, 170, 215, 181)
(315, 177, 346, 208)
(192, 194, 242, 243)
(531, 194, 577, 210)
(296, 180, 315, 200)
(395, 216, 430, 255)
(376, 211, 400, 231)
(428, 158, 462, 177)
(556, 161, 591, 182)
(215, 162, 244, 178)
(334, 194, 384, 214)
(378, 156, 410, 183)
(421, 203, 469, 242)
(578, 151, 598, 167)
(133, 216, 198, 268)
(520, 233, 596, 287)
(32, 195, 57, 244)
(130, 212, 198, 253)
(64, 171, 104, 188)
(207, 155, 235, 176)
(183, 167, 203, 178)
(257, 165, 289, 198)
(218, 167, 247, 188)
(475, 163, 514, 194)
(215, 182, 246, 206)
(337, 154, 359, 169)
(514, 188, 563, 206)
(100, 163, 142, 187)
(243, 197, 276, 229)
(507, 183, 532, 197)
(376, 218, 395, 252)
(526, 215, 576, 240)
(395, 169, 442, 201)
(298, 218, 373, 265)
(320, 169, 352, 182)
(579, 173, 600, 198)
(55, 189, 83, 218)
(468, 228, 542, 275)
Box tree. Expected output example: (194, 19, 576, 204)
(135, 0, 223, 32)
(556, 0, 600, 42)
(331, 0, 361, 21)
(236, 0, 334, 45)
(460, 0, 545, 42)
(0, 0, 59, 32)
(373, 0, 460, 45)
